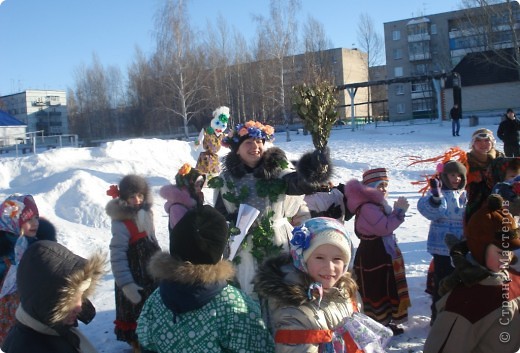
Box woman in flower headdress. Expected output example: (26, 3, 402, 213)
(105, 174, 161, 353)
(210, 120, 332, 295)
(159, 163, 206, 232)
(194, 106, 229, 176)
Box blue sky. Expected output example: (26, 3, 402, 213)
(0, 0, 461, 96)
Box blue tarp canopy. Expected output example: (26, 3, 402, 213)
(0, 110, 25, 126)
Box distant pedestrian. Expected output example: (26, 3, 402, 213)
(497, 108, 520, 157)
(450, 104, 461, 136)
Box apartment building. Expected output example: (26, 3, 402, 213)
(383, 2, 520, 121)
(0, 89, 69, 135)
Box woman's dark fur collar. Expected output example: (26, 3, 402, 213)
(148, 251, 235, 285)
(223, 147, 288, 179)
(253, 253, 352, 307)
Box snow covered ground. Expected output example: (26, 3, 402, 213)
(0, 117, 504, 352)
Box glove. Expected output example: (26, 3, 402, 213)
(77, 299, 96, 324)
(393, 196, 409, 214)
(122, 283, 143, 304)
(429, 177, 442, 198)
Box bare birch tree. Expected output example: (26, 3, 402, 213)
(459, 0, 520, 73)
(301, 16, 334, 84)
(72, 54, 111, 141)
(253, 0, 301, 141)
(357, 13, 383, 122)
(204, 14, 233, 111)
(153, 0, 209, 139)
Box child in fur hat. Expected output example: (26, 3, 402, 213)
(137, 205, 274, 353)
(417, 160, 467, 323)
(159, 163, 205, 232)
(254, 217, 392, 353)
(0, 194, 40, 345)
(105, 174, 161, 352)
(425, 194, 520, 353)
(344, 168, 411, 335)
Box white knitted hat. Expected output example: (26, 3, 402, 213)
(302, 228, 352, 264)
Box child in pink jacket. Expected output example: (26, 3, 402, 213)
(159, 163, 206, 231)
(344, 168, 411, 335)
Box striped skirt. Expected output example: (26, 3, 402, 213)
(353, 235, 410, 325)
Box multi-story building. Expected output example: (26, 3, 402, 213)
(383, 2, 520, 121)
(0, 89, 69, 135)
(293, 48, 369, 119)
(259, 47, 369, 123)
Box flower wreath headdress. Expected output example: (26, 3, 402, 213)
(222, 120, 275, 149)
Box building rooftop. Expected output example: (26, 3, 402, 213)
(0, 109, 25, 126)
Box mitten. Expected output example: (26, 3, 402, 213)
(393, 196, 409, 214)
(429, 177, 442, 198)
(77, 299, 96, 324)
(122, 283, 143, 304)
(296, 147, 332, 185)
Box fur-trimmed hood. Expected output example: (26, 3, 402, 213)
(344, 178, 385, 213)
(148, 252, 235, 315)
(148, 251, 235, 285)
(159, 184, 197, 211)
(253, 253, 356, 307)
(16, 240, 106, 328)
(105, 195, 152, 222)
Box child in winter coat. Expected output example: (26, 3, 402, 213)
(344, 168, 411, 335)
(254, 217, 392, 353)
(0, 194, 40, 345)
(424, 194, 520, 353)
(106, 174, 161, 352)
(417, 160, 467, 323)
(2, 240, 105, 353)
(159, 163, 205, 231)
(137, 205, 275, 353)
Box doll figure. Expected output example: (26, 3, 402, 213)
(195, 106, 229, 176)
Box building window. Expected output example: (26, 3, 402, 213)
(392, 30, 401, 41)
(393, 48, 403, 60)
(407, 22, 429, 36)
(431, 24, 437, 34)
(396, 84, 404, 95)
(408, 41, 431, 60)
(394, 66, 403, 77)
(412, 98, 433, 112)
(397, 103, 405, 114)
(411, 81, 430, 92)
(415, 64, 427, 75)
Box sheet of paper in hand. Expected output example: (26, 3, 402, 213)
(228, 203, 260, 260)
